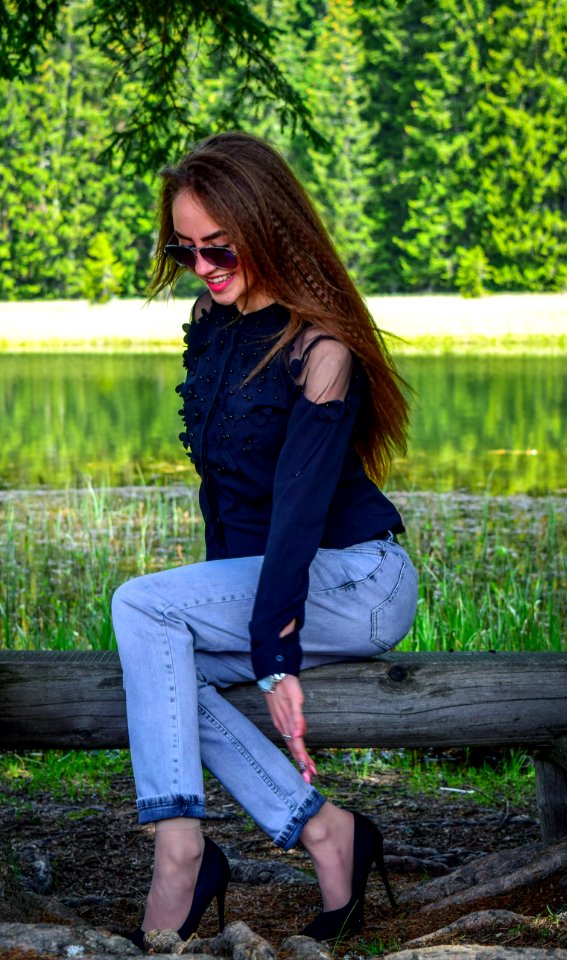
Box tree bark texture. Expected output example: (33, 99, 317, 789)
(534, 754, 567, 843)
(1, 650, 565, 752)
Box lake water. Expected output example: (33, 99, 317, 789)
(0, 352, 564, 495)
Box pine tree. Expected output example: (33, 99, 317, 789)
(477, 0, 567, 290)
(392, 0, 489, 292)
(0, 2, 155, 300)
(297, 0, 379, 288)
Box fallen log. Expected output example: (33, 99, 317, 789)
(1, 650, 566, 840)
(1, 650, 566, 751)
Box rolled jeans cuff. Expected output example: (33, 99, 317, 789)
(273, 788, 327, 851)
(137, 793, 206, 825)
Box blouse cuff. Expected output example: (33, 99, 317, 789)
(250, 627, 303, 681)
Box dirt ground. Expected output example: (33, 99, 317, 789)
(2, 752, 567, 955)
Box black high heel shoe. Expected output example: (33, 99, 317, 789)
(123, 836, 230, 949)
(300, 811, 396, 942)
(177, 836, 230, 940)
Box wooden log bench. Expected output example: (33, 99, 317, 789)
(1, 650, 566, 840)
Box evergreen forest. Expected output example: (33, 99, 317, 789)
(1, 0, 565, 301)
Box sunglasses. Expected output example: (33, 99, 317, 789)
(164, 236, 238, 271)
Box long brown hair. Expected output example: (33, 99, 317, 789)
(149, 131, 410, 484)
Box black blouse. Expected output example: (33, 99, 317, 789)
(175, 293, 404, 681)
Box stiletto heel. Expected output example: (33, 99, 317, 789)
(216, 886, 227, 930)
(301, 811, 395, 941)
(122, 836, 230, 949)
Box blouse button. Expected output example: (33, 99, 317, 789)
(275, 655, 284, 663)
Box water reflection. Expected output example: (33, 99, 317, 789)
(0, 352, 564, 494)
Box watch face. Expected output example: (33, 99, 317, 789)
(258, 673, 286, 693)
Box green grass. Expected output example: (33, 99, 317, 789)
(0, 744, 535, 817)
(391, 747, 535, 807)
(0, 484, 203, 651)
(312, 746, 535, 809)
(0, 749, 132, 802)
(0, 485, 563, 652)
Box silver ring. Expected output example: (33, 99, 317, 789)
(282, 734, 292, 742)
(298, 761, 307, 772)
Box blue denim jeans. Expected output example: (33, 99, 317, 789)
(112, 536, 418, 850)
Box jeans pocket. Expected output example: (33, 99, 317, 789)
(370, 554, 418, 651)
(309, 547, 386, 593)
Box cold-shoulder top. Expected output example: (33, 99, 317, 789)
(175, 293, 404, 681)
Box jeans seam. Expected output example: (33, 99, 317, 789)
(160, 602, 184, 792)
(173, 591, 257, 612)
(370, 560, 418, 647)
(197, 703, 297, 812)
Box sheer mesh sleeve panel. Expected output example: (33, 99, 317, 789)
(193, 290, 213, 321)
(289, 330, 353, 403)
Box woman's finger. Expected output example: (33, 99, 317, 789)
(288, 735, 318, 783)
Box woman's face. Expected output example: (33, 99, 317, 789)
(171, 192, 271, 314)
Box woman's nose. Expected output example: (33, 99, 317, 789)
(193, 250, 215, 276)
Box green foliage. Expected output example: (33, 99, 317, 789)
(0, 0, 565, 296)
(0, 0, 320, 172)
(0, 2, 156, 300)
(455, 245, 491, 297)
(389, 0, 566, 293)
(300, 0, 381, 287)
(81, 233, 126, 303)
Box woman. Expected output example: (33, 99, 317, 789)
(112, 131, 418, 947)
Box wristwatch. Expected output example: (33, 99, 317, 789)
(257, 672, 286, 693)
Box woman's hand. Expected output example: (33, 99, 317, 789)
(264, 675, 318, 784)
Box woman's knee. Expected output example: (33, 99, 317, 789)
(111, 574, 160, 626)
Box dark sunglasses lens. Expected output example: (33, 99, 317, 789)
(165, 244, 196, 269)
(165, 244, 237, 271)
(201, 247, 238, 269)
